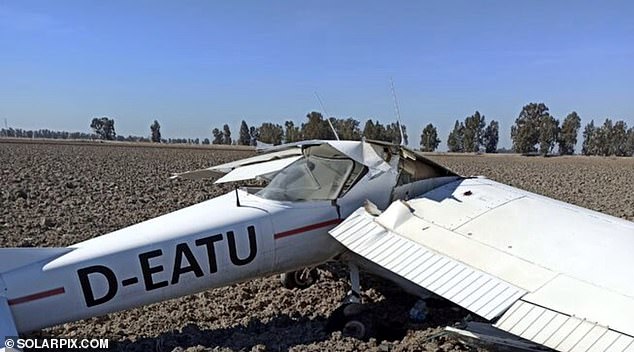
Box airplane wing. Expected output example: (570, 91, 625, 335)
(170, 148, 302, 181)
(330, 177, 634, 352)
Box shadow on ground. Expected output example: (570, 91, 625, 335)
(114, 314, 330, 351)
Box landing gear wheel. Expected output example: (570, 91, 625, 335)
(343, 320, 366, 339)
(326, 303, 374, 340)
(280, 268, 319, 289)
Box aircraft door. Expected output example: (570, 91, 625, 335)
(270, 201, 343, 272)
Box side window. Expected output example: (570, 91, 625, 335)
(339, 162, 367, 197)
(257, 156, 354, 201)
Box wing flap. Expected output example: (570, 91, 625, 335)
(330, 208, 526, 320)
(495, 300, 634, 352)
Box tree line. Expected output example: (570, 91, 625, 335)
(211, 112, 409, 147)
(1, 104, 632, 156)
(0, 128, 94, 140)
(509, 103, 633, 156)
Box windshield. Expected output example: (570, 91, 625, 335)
(257, 155, 354, 201)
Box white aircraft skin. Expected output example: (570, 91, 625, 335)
(1, 139, 632, 352)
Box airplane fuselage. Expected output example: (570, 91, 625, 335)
(2, 190, 345, 332)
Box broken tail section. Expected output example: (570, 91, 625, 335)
(0, 248, 74, 351)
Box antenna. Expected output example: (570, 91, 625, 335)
(390, 77, 406, 146)
(314, 92, 340, 140)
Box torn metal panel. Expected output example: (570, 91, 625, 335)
(215, 155, 301, 183)
(209, 148, 302, 173)
(170, 148, 302, 180)
(326, 140, 392, 177)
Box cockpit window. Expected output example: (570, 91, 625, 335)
(257, 155, 354, 201)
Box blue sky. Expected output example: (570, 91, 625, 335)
(1, 0, 632, 148)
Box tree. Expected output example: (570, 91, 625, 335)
(284, 121, 302, 143)
(447, 120, 465, 152)
(582, 119, 630, 156)
(538, 115, 559, 155)
(222, 124, 232, 145)
(483, 120, 499, 153)
(301, 112, 335, 140)
(150, 120, 161, 143)
(463, 111, 486, 152)
(511, 103, 550, 153)
(626, 128, 634, 156)
(90, 117, 116, 140)
(611, 120, 629, 156)
(202, 138, 210, 145)
(258, 122, 284, 145)
(362, 119, 406, 143)
(333, 118, 361, 141)
(420, 123, 440, 152)
(249, 126, 259, 146)
(582, 120, 597, 155)
(596, 119, 613, 156)
(362, 120, 378, 140)
(238, 120, 251, 145)
(386, 122, 408, 145)
(212, 128, 223, 144)
(558, 112, 581, 155)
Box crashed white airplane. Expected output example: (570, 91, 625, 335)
(1, 139, 632, 352)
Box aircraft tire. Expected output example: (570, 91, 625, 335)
(325, 303, 374, 340)
(280, 268, 319, 289)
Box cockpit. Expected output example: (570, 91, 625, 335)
(171, 140, 459, 205)
(257, 144, 366, 201)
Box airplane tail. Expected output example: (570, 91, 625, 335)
(0, 248, 73, 274)
(0, 248, 73, 350)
